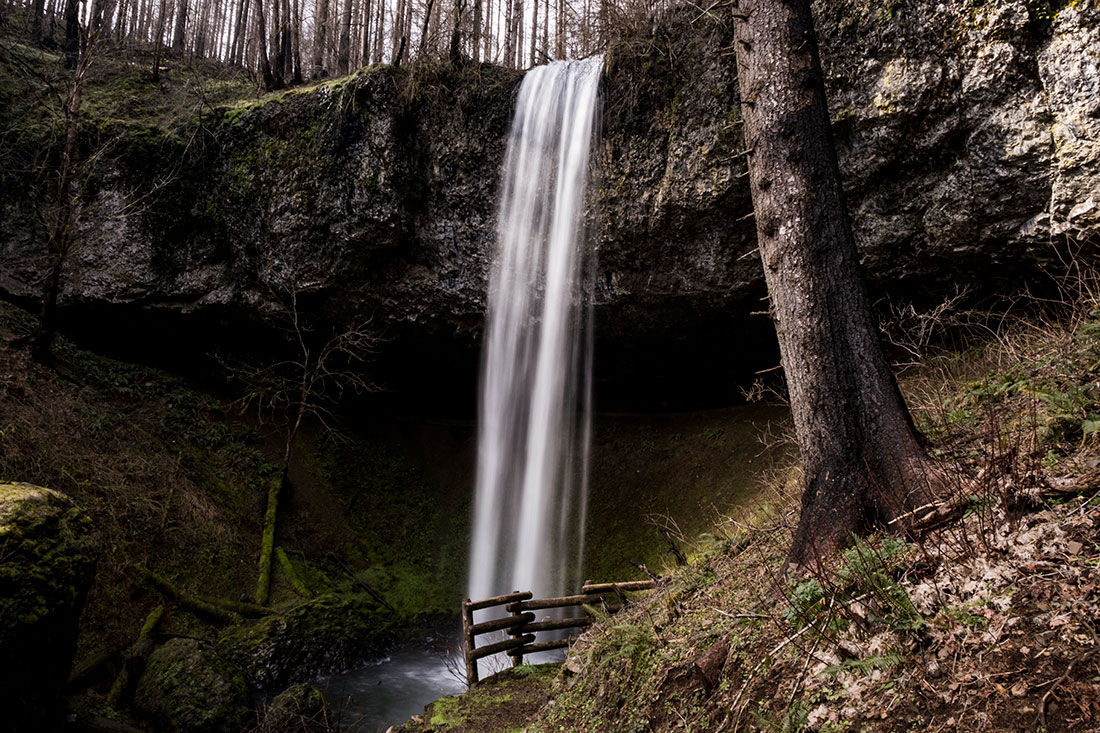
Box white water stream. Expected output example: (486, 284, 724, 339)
(468, 57, 604, 623)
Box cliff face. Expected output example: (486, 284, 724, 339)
(1, 0, 1097, 405)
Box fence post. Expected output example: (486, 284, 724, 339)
(508, 590, 524, 667)
(461, 598, 478, 686)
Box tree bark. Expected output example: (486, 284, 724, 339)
(358, 0, 371, 67)
(419, 0, 436, 56)
(449, 0, 465, 64)
(269, 0, 284, 87)
(471, 0, 480, 61)
(337, 0, 352, 73)
(170, 0, 187, 55)
(371, 0, 383, 64)
(255, 0, 274, 90)
(32, 0, 45, 44)
(290, 0, 302, 82)
(63, 0, 79, 67)
(151, 0, 169, 80)
(311, 0, 328, 75)
(732, 0, 939, 564)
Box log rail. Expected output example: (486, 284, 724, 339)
(460, 580, 656, 686)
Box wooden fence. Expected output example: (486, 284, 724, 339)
(460, 579, 656, 685)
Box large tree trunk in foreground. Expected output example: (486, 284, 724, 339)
(732, 0, 939, 564)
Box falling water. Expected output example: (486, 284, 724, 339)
(468, 56, 604, 620)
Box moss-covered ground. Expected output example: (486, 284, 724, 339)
(397, 663, 560, 732)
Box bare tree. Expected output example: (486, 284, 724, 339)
(229, 280, 380, 605)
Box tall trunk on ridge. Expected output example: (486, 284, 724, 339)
(732, 0, 941, 564)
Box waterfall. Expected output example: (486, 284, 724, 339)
(468, 56, 603, 619)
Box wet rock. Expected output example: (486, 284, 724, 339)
(262, 683, 332, 732)
(133, 637, 251, 733)
(0, 482, 97, 733)
(219, 593, 392, 691)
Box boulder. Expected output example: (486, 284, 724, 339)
(0, 482, 96, 732)
(262, 683, 331, 732)
(219, 593, 392, 691)
(133, 637, 251, 733)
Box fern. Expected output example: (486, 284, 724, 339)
(752, 699, 811, 733)
(822, 651, 903, 679)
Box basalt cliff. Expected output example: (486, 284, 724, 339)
(1, 0, 1097, 405)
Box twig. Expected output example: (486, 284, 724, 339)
(1036, 660, 1077, 730)
(728, 619, 817, 730)
(788, 591, 836, 707)
(711, 608, 770, 620)
(331, 553, 396, 612)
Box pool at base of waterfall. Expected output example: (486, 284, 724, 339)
(318, 644, 466, 731)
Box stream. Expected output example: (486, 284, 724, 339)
(318, 644, 465, 732)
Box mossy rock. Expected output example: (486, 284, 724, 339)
(219, 593, 392, 691)
(133, 637, 251, 732)
(0, 482, 97, 732)
(261, 683, 331, 732)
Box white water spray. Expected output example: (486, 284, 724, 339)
(468, 56, 603, 614)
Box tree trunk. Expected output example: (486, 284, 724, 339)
(269, 0, 284, 87)
(170, 0, 187, 55)
(418, 0, 435, 56)
(290, 0, 302, 82)
(358, 0, 371, 67)
(371, 0, 383, 64)
(32, 53, 89, 359)
(503, 0, 514, 68)
(337, 0, 351, 73)
(554, 0, 563, 59)
(151, 0, 168, 80)
(449, 0, 464, 64)
(732, 0, 939, 565)
(32, 0, 45, 44)
(255, 0, 274, 89)
(254, 470, 283, 606)
(528, 0, 536, 67)
(63, 0, 79, 67)
(471, 0, 480, 61)
(229, 0, 248, 64)
(312, 0, 329, 76)
(512, 0, 522, 67)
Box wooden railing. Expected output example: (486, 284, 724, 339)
(460, 579, 656, 685)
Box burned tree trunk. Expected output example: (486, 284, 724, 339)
(732, 0, 940, 564)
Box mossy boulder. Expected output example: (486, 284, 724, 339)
(261, 683, 331, 732)
(219, 593, 392, 691)
(0, 482, 97, 732)
(133, 637, 251, 732)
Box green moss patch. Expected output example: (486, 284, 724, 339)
(397, 663, 558, 732)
